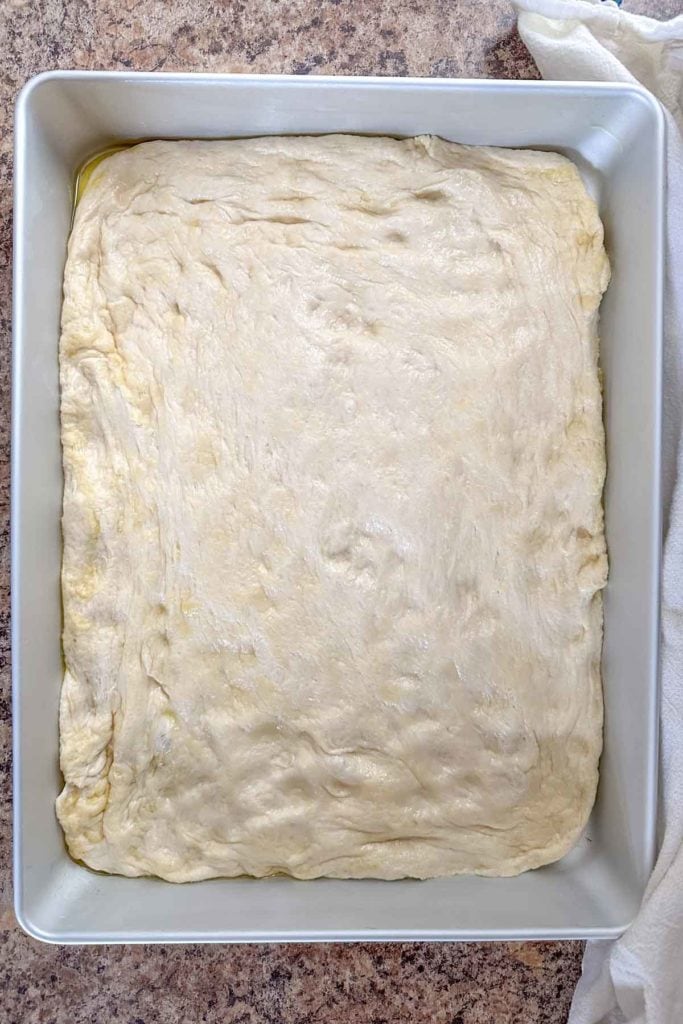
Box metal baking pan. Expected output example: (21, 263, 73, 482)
(12, 72, 664, 943)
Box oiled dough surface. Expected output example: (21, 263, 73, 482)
(57, 136, 609, 881)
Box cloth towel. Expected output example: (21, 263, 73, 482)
(510, 2, 683, 1022)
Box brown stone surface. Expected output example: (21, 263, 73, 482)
(1, 0, 679, 1021)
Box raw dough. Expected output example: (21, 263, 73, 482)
(57, 136, 609, 881)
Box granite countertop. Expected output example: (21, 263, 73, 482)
(0, 1, 677, 1021)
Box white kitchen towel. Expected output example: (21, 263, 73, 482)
(511, 2, 683, 1022)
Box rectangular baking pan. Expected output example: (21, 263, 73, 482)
(12, 72, 664, 943)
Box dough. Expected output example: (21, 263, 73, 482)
(57, 136, 609, 881)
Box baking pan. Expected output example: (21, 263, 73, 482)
(12, 72, 664, 943)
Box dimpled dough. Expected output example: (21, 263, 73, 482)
(57, 136, 610, 881)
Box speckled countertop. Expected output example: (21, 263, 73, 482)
(1, 1, 678, 1022)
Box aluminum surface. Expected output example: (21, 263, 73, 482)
(12, 72, 664, 943)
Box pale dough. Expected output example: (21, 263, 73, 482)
(57, 136, 610, 881)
